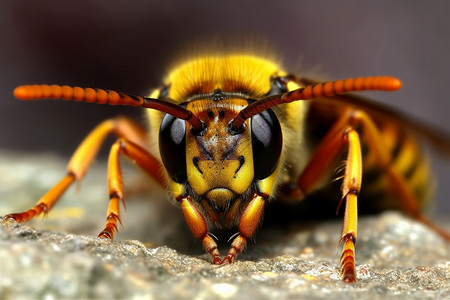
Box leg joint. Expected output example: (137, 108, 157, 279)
(340, 232, 357, 245)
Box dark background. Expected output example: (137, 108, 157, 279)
(0, 1, 449, 214)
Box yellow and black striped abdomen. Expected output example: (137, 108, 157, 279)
(360, 121, 434, 213)
(303, 102, 434, 215)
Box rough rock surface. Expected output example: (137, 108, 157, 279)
(0, 151, 449, 299)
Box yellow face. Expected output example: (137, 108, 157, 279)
(185, 99, 254, 212)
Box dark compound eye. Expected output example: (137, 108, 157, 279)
(265, 76, 288, 96)
(251, 108, 282, 179)
(159, 114, 187, 183)
(158, 85, 170, 99)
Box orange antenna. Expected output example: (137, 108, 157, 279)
(229, 76, 402, 131)
(14, 84, 204, 130)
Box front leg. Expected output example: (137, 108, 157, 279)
(222, 194, 265, 264)
(179, 196, 222, 265)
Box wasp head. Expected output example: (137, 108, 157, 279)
(159, 97, 282, 218)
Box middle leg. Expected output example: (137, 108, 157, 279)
(98, 138, 166, 239)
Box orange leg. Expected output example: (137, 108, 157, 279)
(287, 109, 449, 282)
(294, 123, 362, 282)
(179, 193, 265, 265)
(179, 196, 222, 264)
(5, 117, 155, 223)
(98, 138, 166, 239)
(344, 111, 450, 241)
(298, 126, 362, 283)
(222, 194, 265, 264)
(5, 175, 75, 222)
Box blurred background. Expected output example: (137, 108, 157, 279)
(0, 0, 449, 214)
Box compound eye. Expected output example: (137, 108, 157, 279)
(265, 76, 288, 96)
(159, 114, 187, 183)
(251, 109, 282, 179)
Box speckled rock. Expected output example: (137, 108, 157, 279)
(0, 151, 449, 299)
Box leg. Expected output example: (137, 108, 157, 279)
(5, 117, 153, 222)
(283, 109, 449, 282)
(179, 193, 265, 265)
(345, 111, 450, 240)
(179, 196, 222, 264)
(222, 194, 265, 264)
(299, 125, 362, 282)
(98, 138, 166, 239)
(291, 108, 449, 231)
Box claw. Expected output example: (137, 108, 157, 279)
(212, 256, 222, 265)
(98, 230, 113, 239)
(98, 213, 121, 240)
(5, 213, 27, 223)
(220, 254, 235, 265)
(340, 236, 357, 283)
(4, 203, 48, 223)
